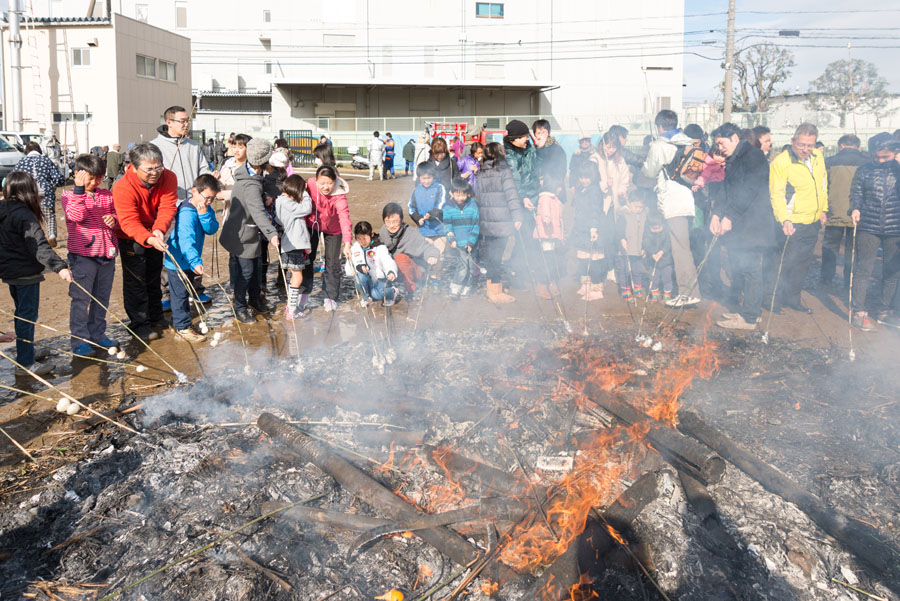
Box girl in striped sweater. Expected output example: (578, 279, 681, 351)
(61, 154, 119, 355)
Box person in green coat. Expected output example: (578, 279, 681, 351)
(503, 120, 542, 291)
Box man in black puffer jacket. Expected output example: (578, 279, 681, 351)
(848, 132, 900, 331)
(475, 143, 524, 303)
(709, 123, 774, 331)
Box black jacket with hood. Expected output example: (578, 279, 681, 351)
(0, 200, 67, 282)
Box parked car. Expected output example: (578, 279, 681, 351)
(0, 131, 45, 153)
(0, 137, 25, 180)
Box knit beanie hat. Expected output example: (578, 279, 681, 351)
(269, 151, 288, 168)
(505, 119, 530, 139)
(247, 138, 273, 166)
(868, 132, 900, 156)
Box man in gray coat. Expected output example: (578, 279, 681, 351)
(219, 138, 279, 323)
(151, 105, 211, 202)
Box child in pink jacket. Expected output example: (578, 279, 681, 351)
(302, 165, 352, 312)
(60, 154, 119, 354)
(692, 149, 726, 191)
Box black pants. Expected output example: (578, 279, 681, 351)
(302, 230, 343, 301)
(480, 235, 508, 281)
(728, 245, 765, 322)
(778, 222, 820, 307)
(229, 255, 261, 313)
(821, 225, 855, 286)
(118, 238, 163, 331)
(850, 232, 900, 312)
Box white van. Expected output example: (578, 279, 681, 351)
(0, 131, 46, 153)
(0, 137, 24, 179)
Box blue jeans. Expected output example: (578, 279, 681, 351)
(9, 282, 40, 366)
(355, 272, 396, 303)
(167, 268, 199, 330)
(449, 246, 475, 287)
(229, 255, 261, 312)
(69, 254, 115, 347)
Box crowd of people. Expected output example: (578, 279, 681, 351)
(2, 103, 900, 377)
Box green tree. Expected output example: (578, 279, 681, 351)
(729, 43, 795, 113)
(808, 59, 890, 127)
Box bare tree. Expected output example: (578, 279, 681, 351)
(808, 59, 890, 128)
(728, 43, 795, 113)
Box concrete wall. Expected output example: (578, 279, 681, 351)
(1, 23, 118, 152)
(1, 15, 191, 151)
(113, 13, 192, 147)
(35, 0, 685, 129)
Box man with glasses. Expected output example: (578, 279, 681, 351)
(151, 105, 212, 202)
(769, 123, 829, 313)
(112, 143, 178, 341)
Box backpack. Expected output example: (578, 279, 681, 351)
(664, 146, 707, 185)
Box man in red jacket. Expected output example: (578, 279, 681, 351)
(112, 143, 178, 340)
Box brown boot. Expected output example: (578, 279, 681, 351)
(535, 283, 552, 299)
(487, 280, 515, 304)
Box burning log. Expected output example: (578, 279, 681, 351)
(678, 410, 900, 577)
(420, 444, 529, 496)
(347, 497, 528, 559)
(260, 502, 392, 532)
(257, 413, 479, 567)
(677, 469, 737, 553)
(525, 469, 666, 601)
(590, 391, 726, 484)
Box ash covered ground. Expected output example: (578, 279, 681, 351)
(0, 174, 899, 600)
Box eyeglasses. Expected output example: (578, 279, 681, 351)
(139, 165, 164, 173)
(200, 193, 216, 202)
(169, 118, 190, 125)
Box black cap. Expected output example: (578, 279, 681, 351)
(505, 119, 530, 138)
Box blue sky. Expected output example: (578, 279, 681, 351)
(683, 0, 900, 102)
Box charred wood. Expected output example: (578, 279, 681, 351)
(678, 410, 900, 580)
(526, 469, 666, 601)
(260, 502, 392, 532)
(420, 444, 529, 496)
(590, 391, 726, 484)
(257, 413, 479, 567)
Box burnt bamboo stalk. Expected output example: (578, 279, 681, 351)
(590, 390, 727, 484)
(677, 469, 737, 552)
(677, 410, 900, 577)
(260, 502, 392, 532)
(526, 469, 666, 601)
(257, 413, 479, 567)
(420, 444, 530, 496)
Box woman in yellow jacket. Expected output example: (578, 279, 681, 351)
(769, 123, 828, 312)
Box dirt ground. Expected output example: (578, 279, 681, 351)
(1, 167, 898, 531)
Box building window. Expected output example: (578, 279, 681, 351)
(264, 61, 272, 74)
(135, 3, 148, 22)
(72, 48, 90, 66)
(53, 112, 92, 123)
(159, 60, 177, 82)
(475, 2, 503, 18)
(175, 2, 187, 28)
(317, 117, 330, 129)
(136, 54, 156, 78)
(263, 10, 271, 23)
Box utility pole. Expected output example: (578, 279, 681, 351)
(8, 0, 24, 132)
(722, 0, 736, 123)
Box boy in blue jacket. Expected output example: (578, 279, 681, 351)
(443, 177, 480, 296)
(408, 161, 447, 256)
(164, 174, 220, 342)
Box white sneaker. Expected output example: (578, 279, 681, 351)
(324, 299, 336, 312)
(359, 298, 369, 308)
(449, 283, 461, 296)
(665, 295, 701, 308)
(717, 314, 757, 330)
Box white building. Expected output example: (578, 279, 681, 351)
(0, 10, 192, 152)
(24, 0, 685, 141)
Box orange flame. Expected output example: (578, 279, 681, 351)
(377, 441, 397, 474)
(480, 580, 500, 595)
(605, 524, 626, 545)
